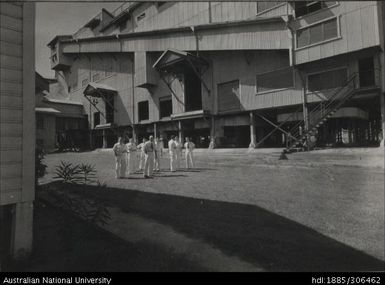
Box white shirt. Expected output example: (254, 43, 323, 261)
(126, 142, 137, 152)
(168, 139, 176, 152)
(184, 142, 195, 151)
(113, 143, 127, 157)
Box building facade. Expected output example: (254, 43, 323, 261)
(35, 72, 88, 152)
(48, 1, 385, 149)
(0, 2, 35, 265)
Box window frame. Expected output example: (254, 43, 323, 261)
(138, 100, 149, 122)
(306, 66, 348, 93)
(295, 16, 341, 50)
(255, 66, 295, 95)
(159, 96, 173, 118)
(217, 79, 241, 113)
(256, 2, 286, 16)
(294, 1, 339, 19)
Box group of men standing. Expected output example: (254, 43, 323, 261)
(112, 135, 195, 179)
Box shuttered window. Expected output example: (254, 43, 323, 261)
(307, 68, 347, 92)
(217, 80, 240, 113)
(296, 18, 339, 48)
(257, 2, 281, 13)
(256, 67, 294, 93)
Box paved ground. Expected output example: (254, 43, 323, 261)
(42, 147, 385, 270)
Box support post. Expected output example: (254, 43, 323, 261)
(154, 123, 157, 138)
(102, 129, 108, 148)
(11, 202, 33, 260)
(178, 121, 183, 142)
(209, 116, 216, 149)
(302, 84, 310, 150)
(249, 112, 256, 148)
(380, 51, 385, 147)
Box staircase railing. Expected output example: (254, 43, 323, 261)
(285, 72, 359, 152)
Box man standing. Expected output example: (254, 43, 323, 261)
(154, 137, 163, 172)
(143, 136, 155, 178)
(112, 137, 127, 179)
(137, 138, 147, 170)
(175, 137, 183, 169)
(168, 135, 177, 172)
(126, 138, 137, 175)
(184, 137, 195, 169)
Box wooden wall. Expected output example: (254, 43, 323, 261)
(293, 1, 381, 64)
(0, 3, 35, 205)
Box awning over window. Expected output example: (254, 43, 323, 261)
(83, 82, 117, 98)
(171, 110, 210, 121)
(35, 107, 61, 114)
(153, 49, 209, 74)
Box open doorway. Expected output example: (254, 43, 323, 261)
(184, 67, 202, 112)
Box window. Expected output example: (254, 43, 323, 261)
(36, 115, 44, 129)
(92, 73, 100, 82)
(296, 18, 339, 48)
(307, 68, 347, 92)
(159, 96, 172, 118)
(358, 57, 375, 87)
(217, 80, 240, 113)
(257, 1, 282, 14)
(138, 101, 149, 121)
(82, 78, 89, 87)
(295, 1, 338, 18)
(93, 112, 100, 128)
(257, 67, 294, 93)
(137, 13, 146, 22)
(105, 96, 114, 124)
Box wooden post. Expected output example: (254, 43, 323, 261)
(249, 112, 256, 148)
(178, 121, 183, 142)
(154, 123, 157, 138)
(102, 129, 107, 148)
(302, 85, 310, 150)
(11, 202, 33, 260)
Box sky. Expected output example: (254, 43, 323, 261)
(35, 2, 122, 78)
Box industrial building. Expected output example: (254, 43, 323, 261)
(35, 72, 88, 152)
(1, 2, 36, 265)
(48, 1, 385, 149)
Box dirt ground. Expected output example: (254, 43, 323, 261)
(41, 147, 384, 270)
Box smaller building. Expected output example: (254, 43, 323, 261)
(35, 72, 88, 152)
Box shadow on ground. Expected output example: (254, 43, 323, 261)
(53, 183, 384, 272)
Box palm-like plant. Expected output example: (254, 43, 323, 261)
(53, 161, 82, 184)
(78, 163, 97, 185)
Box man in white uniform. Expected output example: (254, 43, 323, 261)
(137, 138, 147, 170)
(184, 137, 195, 169)
(112, 137, 127, 178)
(154, 137, 163, 172)
(168, 135, 177, 172)
(143, 136, 155, 178)
(175, 137, 183, 169)
(126, 138, 137, 175)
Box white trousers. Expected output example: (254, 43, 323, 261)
(144, 152, 154, 177)
(154, 155, 160, 170)
(169, 151, 176, 172)
(127, 152, 137, 174)
(138, 151, 145, 170)
(185, 151, 194, 168)
(175, 150, 182, 169)
(115, 155, 127, 178)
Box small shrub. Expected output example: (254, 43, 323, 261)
(53, 161, 82, 184)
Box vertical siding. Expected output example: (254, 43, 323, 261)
(294, 1, 381, 65)
(0, 2, 35, 205)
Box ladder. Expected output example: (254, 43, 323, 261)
(284, 73, 358, 153)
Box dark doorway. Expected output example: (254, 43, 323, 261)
(223, 125, 250, 148)
(184, 128, 210, 148)
(184, 68, 202, 112)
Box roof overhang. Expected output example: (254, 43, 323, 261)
(83, 82, 117, 97)
(153, 49, 209, 74)
(171, 110, 211, 121)
(35, 107, 61, 114)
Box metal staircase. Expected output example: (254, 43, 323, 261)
(284, 73, 359, 153)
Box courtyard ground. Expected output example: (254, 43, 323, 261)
(37, 147, 384, 271)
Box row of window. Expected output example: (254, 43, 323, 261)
(137, 96, 172, 122)
(257, 1, 337, 17)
